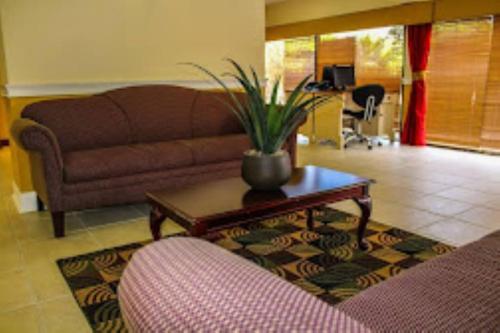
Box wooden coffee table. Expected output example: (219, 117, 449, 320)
(147, 165, 373, 249)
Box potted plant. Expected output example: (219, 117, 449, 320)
(190, 59, 330, 190)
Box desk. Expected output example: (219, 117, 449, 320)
(299, 89, 347, 148)
(298, 90, 400, 150)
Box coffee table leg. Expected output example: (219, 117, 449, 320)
(353, 195, 372, 250)
(306, 208, 314, 230)
(150, 205, 166, 241)
(190, 223, 208, 237)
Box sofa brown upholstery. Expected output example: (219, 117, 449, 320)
(11, 85, 297, 237)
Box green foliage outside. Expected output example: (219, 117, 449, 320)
(357, 27, 403, 75)
(265, 26, 404, 96)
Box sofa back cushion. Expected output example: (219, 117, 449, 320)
(103, 85, 198, 143)
(22, 96, 131, 152)
(191, 91, 246, 137)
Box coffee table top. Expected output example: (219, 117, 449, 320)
(147, 165, 371, 222)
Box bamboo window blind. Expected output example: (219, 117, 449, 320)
(316, 36, 355, 81)
(481, 16, 500, 150)
(426, 17, 500, 150)
(316, 28, 403, 93)
(283, 37, 315, 92)
(355, 34, 403, 93)
(276, 28, 404, 94)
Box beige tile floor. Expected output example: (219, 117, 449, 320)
(0, 143, 499, 332)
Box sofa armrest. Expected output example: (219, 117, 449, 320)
(10, 118, 64, 210)
(11, 118, 63, 169)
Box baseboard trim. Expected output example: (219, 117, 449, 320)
(11, 182, 37, 214)
(426, 141, 500, 156)
(3, 79, 245, 97)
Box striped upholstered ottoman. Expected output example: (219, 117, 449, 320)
(118, 237, 369, 333)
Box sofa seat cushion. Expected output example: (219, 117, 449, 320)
(63, 141, 194, 183)
(180, 134, 251, 165)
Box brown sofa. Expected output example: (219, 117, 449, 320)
(11, 85, 297, 237)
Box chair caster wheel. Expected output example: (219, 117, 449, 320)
(377, 142, 383, 146)
(368, 145, 373, 150)
(344, 144, 348, 149)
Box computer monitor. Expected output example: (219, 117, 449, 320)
(321, 65, 335, 86)
(333, 65, 355, 90)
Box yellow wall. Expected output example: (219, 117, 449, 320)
(266, 0, 429, 28)
(0, 14, 8, 141)
(1, 0, 265, 85)
(266, 0, 500, 40)
(267, 2, 432, 41)
(0, 0, 266, 194)
(434, 0, 500, 21)
(0, 97, 8, 141)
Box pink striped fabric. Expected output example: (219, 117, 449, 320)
(118, 237, 370, 333)
(338, 230, 500, 332)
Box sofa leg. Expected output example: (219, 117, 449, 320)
(51, 212, 65, 238)
(36, 196, 45, 212)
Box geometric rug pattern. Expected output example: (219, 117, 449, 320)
(57, 207, 455, 333)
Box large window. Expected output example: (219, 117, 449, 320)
(265, 37, 315, 102)
(316, 35, 355, 81)
(319, 27, 404, 92)
(426, 17, 500, 150)
(284, 37, 315, 91)
(265, 40, 285, 103)
(481, 16, 500, 150)
(265, 26, 404, 99)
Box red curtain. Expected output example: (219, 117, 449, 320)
(401, 24, 432, 146)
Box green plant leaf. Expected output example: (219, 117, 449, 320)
(182, 62, 247, 117)
(267, 77, 283, 139)
(223, 59, 269, 150)
(187, 60, 331, 154)
(223, 72, 267, 150)
(281, 74, 314, 121)
(271, 95, 331, 152)
(183, 62, 263, 148)
(212, 95, 259, 148)
(250, 66, 264, 99)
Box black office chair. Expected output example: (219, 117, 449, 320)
(342, 84, 385, 150)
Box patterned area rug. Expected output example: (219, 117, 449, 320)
(57, 207, 454, 333)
